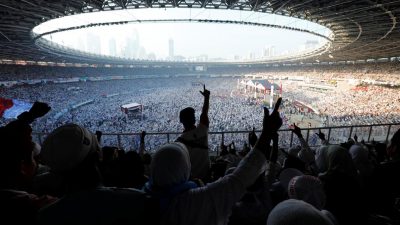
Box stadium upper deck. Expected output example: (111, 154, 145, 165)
(0, 0, 399, 66)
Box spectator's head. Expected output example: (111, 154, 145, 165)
(349, 144, 369, 164)
(40, 124, 101, 174)
(0, 121, 36, 187)
(220, 144, 228, 156)
(150, 142, 191, 188)
(288, 175, 326, 210)
(316, 145, 356, 177)
(228, 143, 236, 155)
(387, 128, 400, 160)
(120, 151, 144, 176)
(349, 143, 374, 177)
(179, 107, 195, 129)
(115, 151, 146, 189)
(267, 199, 335, 225)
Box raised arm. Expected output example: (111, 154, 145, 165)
(290, 124, 314, 163)
(255, 98, 282, 159)
(316, 129, 329, 146)
(199, 84, 210, 127)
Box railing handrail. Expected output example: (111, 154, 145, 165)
(33, 122, 400, 136)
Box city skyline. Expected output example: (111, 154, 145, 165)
(54, 28, 321, 61)
(35, 8, 329, 61)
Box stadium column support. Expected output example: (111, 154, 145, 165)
(117, 134, 122, 149)
(327, 128, 332, 142)
(367, 126, 373, 142)
(348, 126, 353, 140)
(385, 125, 392, 142)
(289, 132, 294, 147)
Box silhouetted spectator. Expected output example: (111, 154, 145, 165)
(113, 151, 147, 189)
(0, 102, 56, 225)
(176, 85, 211, 181)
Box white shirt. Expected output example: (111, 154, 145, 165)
(178, 124, 210, 180)
(162, 148, 267, 225)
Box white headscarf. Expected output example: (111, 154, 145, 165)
(349, 143, 374, 177)
(150, 142, 191, 188)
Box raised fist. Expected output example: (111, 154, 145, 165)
(29, 102, 51, 119)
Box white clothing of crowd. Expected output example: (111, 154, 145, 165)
(1, 76, 399, 151)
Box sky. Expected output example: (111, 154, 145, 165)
(33, 8, 332, 60)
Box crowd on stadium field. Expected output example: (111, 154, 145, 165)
(1, 89, 399, 225)
(1, 73, 400, 149)
(1, 63, 400, 150)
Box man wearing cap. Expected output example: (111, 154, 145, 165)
(37, 124, 158, 225)
(176, 84, 210, 181)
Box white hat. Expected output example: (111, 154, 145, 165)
(267, 199, 335, 225)
(40, 124, 100, 172)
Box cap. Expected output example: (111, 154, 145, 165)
(40, 124, 100, 172)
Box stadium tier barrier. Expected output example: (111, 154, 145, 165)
(32, 123, 400, 154)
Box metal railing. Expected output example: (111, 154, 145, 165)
(33, 123, 400, 153)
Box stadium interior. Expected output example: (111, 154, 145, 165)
(0, 1, 400, 225)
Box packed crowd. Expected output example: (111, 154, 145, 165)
(1, 62, 400, 83)
(1, 72, 400, 150)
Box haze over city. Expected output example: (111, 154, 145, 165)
(34, 8, 329, 61)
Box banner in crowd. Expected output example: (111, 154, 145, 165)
(0, 97, 32, 119)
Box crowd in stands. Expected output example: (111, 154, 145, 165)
(1, 61, 400, 82)
(1, 65, 399, 150)
(1, 89, 399, 225)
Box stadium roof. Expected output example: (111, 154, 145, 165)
(0, 0, 399, 65)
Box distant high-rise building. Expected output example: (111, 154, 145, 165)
(87, 33, 101, 55)
(263, 45, 276, 58)
(169, 39, 174, 58)
(248, 52, 256, 60)
(263, 46, 269, 58)
(108, 38, 117, 57)
(123, 30, 140, 59)
(270, 46, 275, 57)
